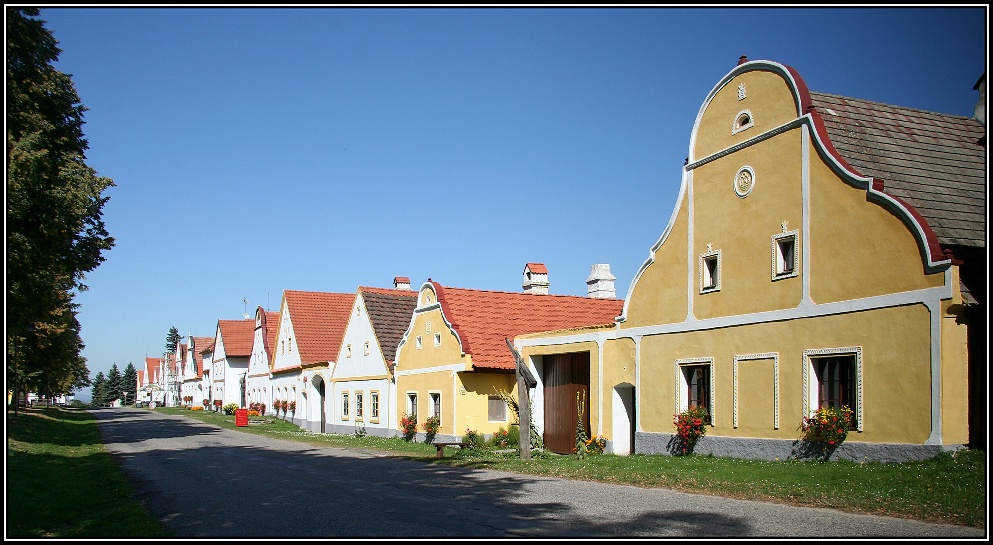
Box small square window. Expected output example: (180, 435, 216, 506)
(700, 248, 721, 293)
(416, 336, 422, 350)
(772, 230, 799, 280)
(488, 396, 507, 422)
(363, 341, 370, 356)
(434, 333, 441, 347)
(346, 344, 352, 358)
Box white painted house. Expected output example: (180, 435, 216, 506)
(246, 306, 280, 414)
(329, 282, 418, 437)
(180, 335, 213, 407)
(270, 289, 355, 431)
(209, 318, 254, 408)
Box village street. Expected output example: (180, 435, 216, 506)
(90, 408, 984, 538)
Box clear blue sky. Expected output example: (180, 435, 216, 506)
(32, 7, 986, 401)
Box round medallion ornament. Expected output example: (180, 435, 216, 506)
(734, 167, 755, 198)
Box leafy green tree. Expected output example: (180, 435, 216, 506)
(122, 362, 138, 406)
(90, 372, 107, 407)
(7, 7, 115, 410)
(165, 327, 181, 355)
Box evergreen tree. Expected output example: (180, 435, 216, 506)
(91, 371, 107, 406)
(165, 327, 181, 354)
(106, 363, 123, 404)
(7, 7, 115, 409)
(122, 362, 138, 406)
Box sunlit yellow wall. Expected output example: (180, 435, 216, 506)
(638, 304, 934, 444)
(692, 130, 804, 319)
(694, 69, 799, 159)
(808, 149, 944, 303)
(458, 371, 518, 436)
(599, 337, 636, 438)
(940, 297, 970, 444)
(622, 196, 689, 329)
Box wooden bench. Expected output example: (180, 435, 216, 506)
(433, 442, 468, 458)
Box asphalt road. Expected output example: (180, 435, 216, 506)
(90, 407, 985, 538)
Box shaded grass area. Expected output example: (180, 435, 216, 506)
(6, 407, 172, 538)
(164, 406, 986, 529)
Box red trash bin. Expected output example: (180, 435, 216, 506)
(235, 408, 249, 427)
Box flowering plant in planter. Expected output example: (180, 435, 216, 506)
(202, 399, 210, 408)
(801, 405, 854, 446)
(288, 401, 296, 414)
(399, 413, 417, 441)
(673, 406, 709, 455)
(584, 435, 607, 455)
(423, 416, 441, 438)
(213, 399, 222, 410)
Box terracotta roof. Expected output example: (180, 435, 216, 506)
(428, 281, 624, 370)
(262, 310, 280, 362)
(358, 286, 419, 364)
(809, 91, 986, 249)
(191, 336, 213, 377)
(217, 319, 255, 357)
(284, 290, 356, 365)
(524, 262, 548, 274)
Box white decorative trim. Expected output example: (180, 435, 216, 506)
(733, 353, 779, 429)
(802, 346, 863, 432)
(734, 166, 755, 198)
(394, 363, 466, 377)
(675, 357, 715, 426)
(689, 118, 804, 170)
(699, 247, 721, 294)
(771, 226, 800, 281)
(737, 82, 746, 101)
(731, 109, 754, 135)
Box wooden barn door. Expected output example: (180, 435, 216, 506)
(542, 352, 591, 454)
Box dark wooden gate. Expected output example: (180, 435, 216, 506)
(542, 352, 591, 454)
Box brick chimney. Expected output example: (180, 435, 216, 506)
(394, 276, 411, 290)
(586, 264, 616, 299)
(523, 263, 549, 295)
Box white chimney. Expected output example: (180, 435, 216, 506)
(394, 276, 411, 290)
(586, 264, 616, 299)
(974, 73, 986, 125)
(523, 263, 549, 295)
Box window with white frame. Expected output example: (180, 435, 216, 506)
(700, 247, 721, 293)
(415, 336, 422, 350)
(355, 392, 363, 419)
(732, 110, 754, 135)
(346, 344, 352, 358)
(676, 358, 714, 424)
(804, 348, 861, 431)
(488, 395, 507, 422)
(341, 392, 349, 419)
(772, 227, 799, 280)
(370, 391, 380, 421)
(434, 333, 441, 347)
(363, 341, 370, 356)
(407, 392, 417, 420)
(430, 392, 441, 424)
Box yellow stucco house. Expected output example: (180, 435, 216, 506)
(515, 58, 985, 461)
(393, 265, 624, 445)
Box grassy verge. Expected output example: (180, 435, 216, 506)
(164, 406, 986, 528)
(6, 407, 172, 538)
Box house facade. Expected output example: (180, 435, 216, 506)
(328, 282, 418, 437)
(516, 58, 984, 462)
(393, 265, 624, 445)
(270, 289, 355, 430)
(210, 318, 254, 408)
(180, 335, 213, 407)
(245, 306, 280, 413)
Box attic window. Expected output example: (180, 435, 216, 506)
(700, 247, 721, 294)
(732, 110, 754, 135)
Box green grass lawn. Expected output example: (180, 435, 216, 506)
(6, 405, 986, 537)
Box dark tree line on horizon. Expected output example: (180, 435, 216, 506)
(7, 7, 116, 410)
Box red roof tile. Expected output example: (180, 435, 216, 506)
(218, 319, 255, 357)
(524, 262, 548, 274)
(429, 281, 623, 370)
(283, 290, 356, 365)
